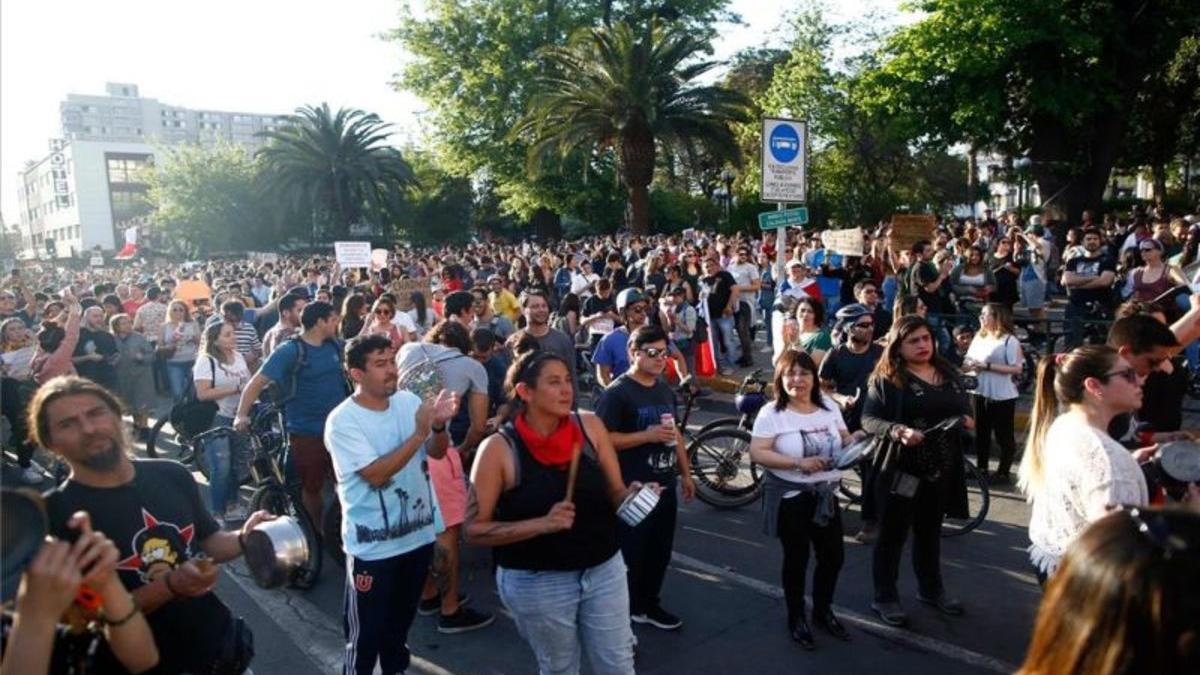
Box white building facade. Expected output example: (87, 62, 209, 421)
(16, 83, 287, 258)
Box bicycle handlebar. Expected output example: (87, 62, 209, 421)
(190, 426, 239, 444)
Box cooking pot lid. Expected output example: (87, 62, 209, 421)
(834, 436, 874, 470)
(1160, 441, 1200, 482)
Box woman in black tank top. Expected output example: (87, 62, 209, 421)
(467, 351, 640, 674)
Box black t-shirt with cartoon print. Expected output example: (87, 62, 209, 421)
(596, 374, 679, 485)
(44, 459, 229, 674)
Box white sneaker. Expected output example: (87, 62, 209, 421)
(19, 466, 44, 484)
(224, 504, 250, 523)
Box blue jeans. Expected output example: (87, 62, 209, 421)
(882, 276, 898, 313)
(497, 553, 635, 675)
(204, 414, 244, 516)
(711, 315, 739, 368)
(164, 360, 194, 402)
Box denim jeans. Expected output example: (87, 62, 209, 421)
(204, 414, 244, 515)
(164, 360, 194, 402)
(497, 553, 635, 675)
(711, 315, 739, 368)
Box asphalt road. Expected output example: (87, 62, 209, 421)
(191, 401, 1041, 675)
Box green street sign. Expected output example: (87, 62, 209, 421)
(758, 207, 808, 230)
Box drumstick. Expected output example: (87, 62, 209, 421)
(564, 440, 583, 503)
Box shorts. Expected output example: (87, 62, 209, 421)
(289, 434, 333, 494)
(428, 446, 467, 528)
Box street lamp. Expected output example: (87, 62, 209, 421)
(720, 168, 735, 224)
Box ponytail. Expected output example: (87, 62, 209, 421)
(1019, 355, 1059, 497)
(1018, 346, 1120, 498)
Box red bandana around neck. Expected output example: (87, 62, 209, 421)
(514, 412, 582, 468)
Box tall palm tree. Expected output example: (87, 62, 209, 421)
(257, 104, 415, 241)
(514, 19, 751, 235)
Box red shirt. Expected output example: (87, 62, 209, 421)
(122, 299, 145, 317)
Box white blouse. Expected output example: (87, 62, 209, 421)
(1026, 413, 1148, 575)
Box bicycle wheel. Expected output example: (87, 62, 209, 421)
(693, 417, 743, 438)
(249, 485, 323, 589)
(323, 501, 345, 568)
(942, 458, 990, 537)
(144, 414, 172, 459)
(687, 427, 761, 508)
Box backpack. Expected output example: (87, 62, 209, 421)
(171, 355, 219, 440)
(396, 343, 468, 401)
(270, 336, 350, 404)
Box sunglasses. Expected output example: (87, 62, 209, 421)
(636, 347, 669, 359)
(375, 309, 393, 316)
(1101, 367, 1139, 385)
(627, 304, 647, 314)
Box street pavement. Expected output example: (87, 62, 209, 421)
(182, 400, 1040, 675)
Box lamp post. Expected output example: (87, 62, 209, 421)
(720, 168, 735, 225)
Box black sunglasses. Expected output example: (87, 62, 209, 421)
(636, 347, 669, 359)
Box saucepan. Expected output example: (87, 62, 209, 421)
(243, 516, 310, 589)
(1, 489, 48, 601)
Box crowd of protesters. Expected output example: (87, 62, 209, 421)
(3, 200, 1200, 674)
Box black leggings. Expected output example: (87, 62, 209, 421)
(872, 477, 944, 603)
(777, 494, 844, 627)
(972, 395, 1016, 475)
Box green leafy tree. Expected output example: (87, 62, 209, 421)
(863, 0, 1200, 222)
(143, 143, 283, 256)
(388, 0, 734, 236)
(400, 151, 475, 245)
(256, 104, 415, 242)
(514, 19, 750, 234)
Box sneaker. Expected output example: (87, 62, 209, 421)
(437, 607, 494, 634)
(854, 522, 878, 544)
(224, 504, 250, 523)
(917, 593, 964, 616)
(870, 600, 908, 627)
(419, 592, 471, 617)
(19, 466, 44, 485)
(631, 605, 683, 631)
(790, 618, 815, 650)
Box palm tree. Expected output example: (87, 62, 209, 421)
(257, 104, 415, 241)
(514, 19, 750, 234)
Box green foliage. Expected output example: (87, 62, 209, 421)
(256, 104, 415, 241)
(400, 151, 474, 245)
(649, 188, 721, 232)
(388, 0, 735, 232)
(143, 142, 283, 256)
(513, 18, 751, 233)
(861, 0, 1200, 220)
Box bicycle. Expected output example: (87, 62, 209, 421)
(836, 417, 990, 537)
(675, 369, 769, 509)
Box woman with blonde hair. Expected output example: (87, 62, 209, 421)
(159, 299, 200, 403)
(1019, 345, 1151, 582)
(962, 303, 1022, 484)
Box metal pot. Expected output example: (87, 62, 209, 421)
(1, 489, 48, 601)
(243, 516, 309, 589)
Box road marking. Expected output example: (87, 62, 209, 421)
(670, 552, 1016, 675)
(681, 525, 766, 547)
(222, 560, 455, 675)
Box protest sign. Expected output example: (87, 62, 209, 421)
(371, 248, 389, 272)
(390, 277, 433, 311)
(821, 227, 865, 257)
(888, 214, 937, 257)
(334, 241, 372, 267)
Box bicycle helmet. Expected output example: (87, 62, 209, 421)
(616, 287, 648, 311)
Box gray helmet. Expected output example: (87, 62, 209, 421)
(615, 287, 647, 311)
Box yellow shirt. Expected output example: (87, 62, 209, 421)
(491, 289, 520, 323)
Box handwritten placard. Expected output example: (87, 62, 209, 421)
(334, 241, 372, 268)
(888, 214, 937, 256)
(821, 227, 865, 256)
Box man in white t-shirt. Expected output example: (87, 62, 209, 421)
(325, 334, 462, 675)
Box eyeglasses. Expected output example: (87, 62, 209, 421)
(1101, 367, 1139, 385)
(375, 309, 393, 317)
(636, 347, 669, 359)
(1119, 507, 1190, 559)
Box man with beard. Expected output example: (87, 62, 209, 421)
(72, 305, 119, 392)
(33, 376, 272, 674)
(325, 335, 459, 675)
(1062, 228, 1117, 349)
(518, 289, 577, 389)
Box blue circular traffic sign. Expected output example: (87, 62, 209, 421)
(768, 124, 800, 163)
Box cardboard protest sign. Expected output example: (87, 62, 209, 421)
(888, 214, 937, 257)
(175, 279, 213, 309)
(390, 277, 433, 311)
(821, 227, 865, 257)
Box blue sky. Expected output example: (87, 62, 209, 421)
(0, 0, 906, 222)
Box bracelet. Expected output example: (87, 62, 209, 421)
(431, 423, 447, 434)
(100, 597, 141, 627)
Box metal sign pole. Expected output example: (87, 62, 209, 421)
(775, 202, 787, 280)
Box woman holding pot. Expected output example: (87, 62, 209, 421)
(750, 349, 863, 649)
(467, 349, 639, 674)
(861, 315, 973, 627)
